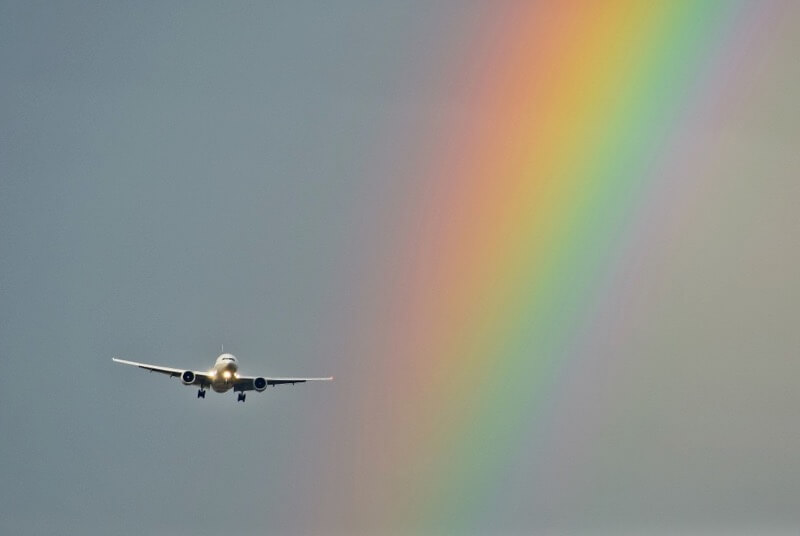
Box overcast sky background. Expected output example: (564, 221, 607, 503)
(1, 2, 799, 536)
(0, 3, 449, 534)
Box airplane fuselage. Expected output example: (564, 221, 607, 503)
(209, 353, 239, 392)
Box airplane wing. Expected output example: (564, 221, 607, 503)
(233, 375, 333, 392)
(112, 357, 213, 386)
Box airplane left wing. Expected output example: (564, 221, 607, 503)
(234, 375, 333, 392)
(111, 357, 212, 386)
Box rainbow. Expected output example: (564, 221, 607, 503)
(327, 1, 764, 533)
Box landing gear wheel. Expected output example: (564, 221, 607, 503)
(197, 389, 206, 399)
(237, 392, 246, 403)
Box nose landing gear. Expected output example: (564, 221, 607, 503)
(237, 392, 246, 403)
(197, 389, 206, 399)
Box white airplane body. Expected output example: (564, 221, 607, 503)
(112, 353, 332, 402)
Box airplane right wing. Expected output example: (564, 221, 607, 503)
(111, 357, 213, 386)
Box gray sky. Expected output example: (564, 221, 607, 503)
(1, 2, 799, 536)
(0, 2, 454, 534)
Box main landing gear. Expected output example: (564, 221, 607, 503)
(197, 389, 206, 399)
(237, 392, 246, 403)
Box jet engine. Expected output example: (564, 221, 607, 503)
(181, 370, 196, 385)
(253, 377, 268, 392)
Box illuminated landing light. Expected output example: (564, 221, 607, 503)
(223, 371, 232, 380)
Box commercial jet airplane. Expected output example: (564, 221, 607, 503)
(112, 353, 332, 402)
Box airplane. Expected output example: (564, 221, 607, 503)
(112, 353, 332, 402)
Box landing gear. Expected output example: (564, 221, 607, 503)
(197, 389, 206, 399)
(237, 392, 246, 403)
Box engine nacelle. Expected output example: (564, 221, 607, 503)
(253, 377, 268, 392)
(181, 370, 196, 385)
